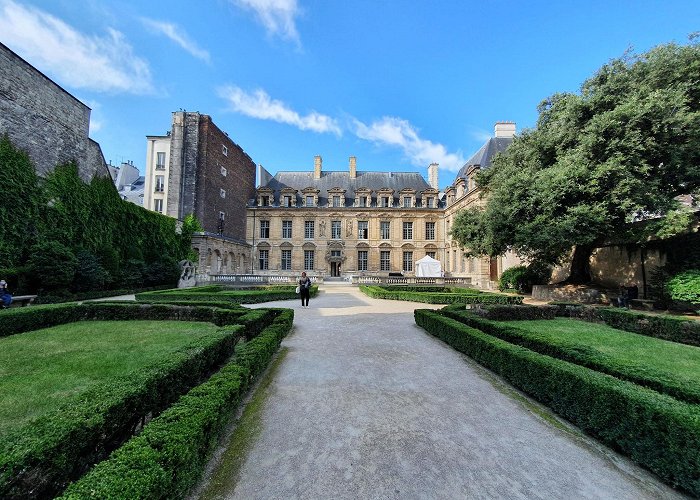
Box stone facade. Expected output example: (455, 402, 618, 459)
(0, 42, 108, 181)
(191, 233, 251, 276)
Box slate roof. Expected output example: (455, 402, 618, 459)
(262, 171, 433, 205)
(454, 136, 513, 183)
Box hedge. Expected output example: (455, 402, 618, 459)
(136, 285, 319, 304)
(0, 302, 252, 339)
(414, 309, 700, 496)
(378, 286, 483, 294)
(360, 285, 523, 305)
(0, 324, 244, 499)
(441, 309, 700, 404)
(60, 309, 294, 499)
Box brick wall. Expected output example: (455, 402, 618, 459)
(0, 42, 108, 181)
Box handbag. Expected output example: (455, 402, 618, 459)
(295, 286, 300, 294)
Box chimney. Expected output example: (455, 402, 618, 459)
(428, 163, 439, 190)
(314, 155, 322, 179)
(349, 156, 357, 178)
(494, 121, 516, 138)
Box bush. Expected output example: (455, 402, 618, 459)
(498, 263, 550, 293)
(598, 307, 700, 347)
(667, 269, 700, 310)
(27, 241, 78, 291)
(60, 310, 294, 499)
(136, 285, 319, 304)
(414, 309, 700, 496)
(72, 249, 109, 292)
(360, 285, 523, 305)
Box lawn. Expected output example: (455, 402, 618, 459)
(0, 320, 220, 436)
(499, 318, 700, 402)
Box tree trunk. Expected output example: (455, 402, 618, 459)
(566, 244, 593, 284)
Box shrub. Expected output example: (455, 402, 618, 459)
(136, 285, 318, 304)
(360, 285, 523, 305)
(60, 310, 294, 499)
(498, 263, 550, 293)
(667, 269, 700, 310)
(597, 307, 700, 347)
(414, 309, 700, 496)
(72, 249, 109, 292)
(27, 241, 78, 291)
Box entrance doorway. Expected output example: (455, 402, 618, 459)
(331, 262, 341, 277)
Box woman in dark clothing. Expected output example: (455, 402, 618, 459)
(0, 280, 12, 308)
(299, 272, 311, 308)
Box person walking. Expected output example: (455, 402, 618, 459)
(298, 272, 311, 308)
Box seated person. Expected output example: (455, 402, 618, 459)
(616, 285, 629, 308)
(0, 280, 12, 308)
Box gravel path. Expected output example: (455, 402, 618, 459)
(195, 283, 684, 499)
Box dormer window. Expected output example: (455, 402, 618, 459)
(284, 195, 292, 207)
(403, 196, 411, 208)
(333, 195, 341, 207)
(306, 196, 314, 207)
(261, 196, 269, 206)
(427, 197, 434, 208)
(360, 196, 367, 207)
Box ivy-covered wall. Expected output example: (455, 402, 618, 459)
(0, 135, 195, 296)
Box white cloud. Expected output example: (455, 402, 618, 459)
(141, 18, 210, 63)
(0, 0, 153, 94)
(354, 117, 465, 172)
(218, 85, 341, 136)
(231, 0, 301, 45)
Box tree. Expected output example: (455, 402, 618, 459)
(451, 41, 700, 283)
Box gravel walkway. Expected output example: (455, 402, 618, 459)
(195, 283, 684, 499)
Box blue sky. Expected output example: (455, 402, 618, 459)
(1, 0, 698, 188)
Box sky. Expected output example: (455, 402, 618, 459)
(1, 0, 698, 189)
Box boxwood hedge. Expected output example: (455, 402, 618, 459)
(360, 285, 523, 305)
(415, 309, 700, 496)
(60, 309, 294, 499)
(135, 285, 319, 304)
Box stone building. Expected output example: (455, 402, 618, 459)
(442, 122, 523, 287)
(108, 160, 144, 206)
(0, 42, 108, 181)
(144, 112, 257, 275)
(248, 156, 443, 278)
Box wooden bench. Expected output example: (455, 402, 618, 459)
(630, 298, 655, 311)
(8, 295, 37, 308)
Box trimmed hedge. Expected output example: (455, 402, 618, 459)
(597, 308, 700, 347)
(414, 309, 700, 496)
(441, 309, 700, 404)
(60, 309, 294, 499)
(0, 324, 244, 499)
(136, 285, 319, 304)
(378, 286, 483, 294)
(360, 285, 523, 305)
(0, 302, 251, 339)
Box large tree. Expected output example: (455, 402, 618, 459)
(451, 40, 700, 283)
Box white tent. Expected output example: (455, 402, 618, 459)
(415, 255, 442, 277)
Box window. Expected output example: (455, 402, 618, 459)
(222, 145, 228, 156)
(360, 196, 367, 207)
(260, 220, 270, 238)
(333, 195, 341, 207)
(220, 189, 226, 199)
(331, 220, 341, 239)
(155, 175, 165, 192)
(358, 221, 368, 239)
(358, 251, 368, 271)
(427, 251, 436, 259)
(380, 221, 390, 239)
(281, 249, 292, 270)
(304, 250, 315, 270)
(427, 197, 434, 208)
(381, 196, 389, 207)
(153, 199, 163, 213)
(403, 221, 413, 239)
(306, 196, 314, 207)
(403, 196, 411, 208)
(221, 166, 227, 177)
(426, 222, 435, 240)
(156, 152, 166, 170)
(380, 251, 391, 271)
(258, 249, 269, 270)
(304, 221, 315, 239)
(261, 196, 269, 206)
(284, 195, 292, 207)
(403, 251, 414, 272)
(219, 211, 225, 220)
(282, 220, 292, 238)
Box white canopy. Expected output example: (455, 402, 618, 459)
(415, 255, 442, 277)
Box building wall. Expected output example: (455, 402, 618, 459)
(0, 42, 107, 181)
(144, 135, 171, 214)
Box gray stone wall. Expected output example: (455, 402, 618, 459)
(0, 42, 108, 181)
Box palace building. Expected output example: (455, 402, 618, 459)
(147, 114, 519, 288)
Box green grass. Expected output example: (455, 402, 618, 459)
(0, 320, 219, 436)
(499, 318, 700, 402)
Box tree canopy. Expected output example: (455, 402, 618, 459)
(451, 40, 700, 283)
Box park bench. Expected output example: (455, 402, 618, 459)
(630, 298, 655, 311)
(8, 295, 37, 308)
